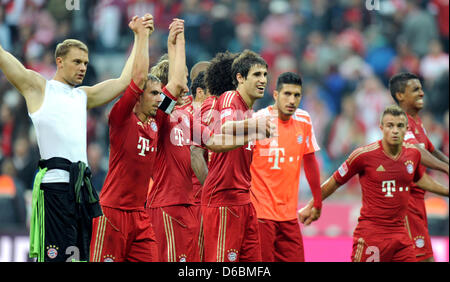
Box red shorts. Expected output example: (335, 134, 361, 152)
(90, 206, 158, 262)
(351, 221, 416, 262)
(202, 203, 262, 262)
(147, 205, 201, 262)
(192, 205, 205, 262)
(258, 218, 304, 262)
(406, 196, 434, 261)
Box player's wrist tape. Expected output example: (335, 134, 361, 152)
(158, 92, 177, 114)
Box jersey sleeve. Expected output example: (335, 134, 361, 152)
(305, 121, 320, 154)
(202, 99, 221, 136)
(425, 133, 436, 153)
(154, 86, 174, 129)
(333, 148, 364, 185)
(219, 94, 241, 125)
(109, 80, 143, 127)
(412, 148, 426, 182)
(404, 127, 419, 145)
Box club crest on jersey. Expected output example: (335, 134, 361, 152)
(297, 135, 303, 144)
(404, 160, 414, 174)
(150, 121, 158, 132)
(103, 255, 116, 262)
(46, 245, 59, 259)
(227, 249, 239, 262)
(178, 254, 187, 262)
(414, 236, 425, 248)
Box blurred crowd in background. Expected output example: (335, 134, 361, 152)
(0, 0, 448, 236)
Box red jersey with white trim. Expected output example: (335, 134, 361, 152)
(333, 141, 424, 227)
(147, 92, 212, 207)
(200, 96, 220, 132)
(403, 114, 435, 199)
(100, 80, 162, 211)
(191, 96, 220, 205)
(202, 91, 254, 207)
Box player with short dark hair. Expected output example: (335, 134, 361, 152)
(250, 72, 322, 262)
(299, 105, 448, 262)
(201, 49, 273, 262)
(389, 72, 449, 262)
(145, 32, 255, 262)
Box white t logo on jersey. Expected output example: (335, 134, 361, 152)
(268, 147, 285, 170)
(381, 180, 395, 197)
(381, 180, 409, 197)
(173, 128, 184, 147)
(245, 140, 254, 151)
(137, 136, 150, 156)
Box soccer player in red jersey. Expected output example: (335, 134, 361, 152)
(145, 44, 249, 262)
(90, 17, 185, 262)
(299, 105, 448, 262)
(189, 70, 209, 261)
(250, 72, 322, 262)
(190, 52, 240, 261)
(190, 71, 209, 201)
(389, 72, 449, 262)
(201, 50, 273, 262)
(191, 51, 240, 191)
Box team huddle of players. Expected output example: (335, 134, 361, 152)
(0, 14, 448, 263)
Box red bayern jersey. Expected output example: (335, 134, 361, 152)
(200, 95, 220, 132)
(404, 114, 435, 199)
(333, 140, 424, 227)
(191, 95, 220, 205)
(147, 93, 212, 207)
(202, 91, 254, 207)
(100, 80, 163, 211)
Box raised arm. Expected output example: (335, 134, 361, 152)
(164, 19, 187, 98)
(416, 173, 449, 197)
(131, 16, 152, 88)
(83, 14, 154, 109)
(108, 15, 152, 126)
(0, 44, 46, 113)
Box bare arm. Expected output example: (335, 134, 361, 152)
(165, 19, 186, 98)
(416, 173, 449, 197)
(205, 133, 253, 153)
(0, 44, 46, 112)
(415, 144, 449, 175)
(83, 14, 154, 109)
(191, 146, 208, 185)
(432, 149, 449, 165)
(130, 15, 152, 88)
(221, 116, 275, 138)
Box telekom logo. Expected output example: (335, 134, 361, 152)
(381, 180, 409, 197)
(137, 136, 150, 156)
(381, 180, 396, 197)
(173, 128, 184, 147)
(268, 147, 285, 170)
